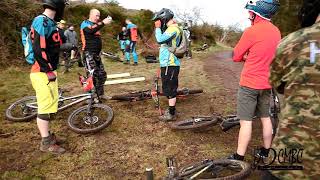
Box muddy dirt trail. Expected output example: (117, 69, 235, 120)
(203, 51, 243, 112)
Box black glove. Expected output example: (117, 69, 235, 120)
(46, 71, 57, 83)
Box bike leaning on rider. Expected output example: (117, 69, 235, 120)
(152, 8, 183, 121)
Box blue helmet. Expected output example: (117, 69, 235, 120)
(245, 0, 280, 20)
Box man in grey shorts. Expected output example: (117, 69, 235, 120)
(237, 86, 271, 121)
(228, 0, 281, 161)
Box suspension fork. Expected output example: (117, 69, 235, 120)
(86, 93, 95, 117)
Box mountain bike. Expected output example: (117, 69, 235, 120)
(270, 88, 280, 137)
(162, 157, 251, 180)
(110, 69, 203, 115)
(5, 70, 114, 134)
(170, 89, 280, 134)
(169, 114, 239, 132)
(101, 51, 122, 62)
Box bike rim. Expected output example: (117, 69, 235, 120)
(7, 97, 37, 120)
(171, 117, 218, 130)
(179, 160, 250, 180)
(68, 104, 113, 134)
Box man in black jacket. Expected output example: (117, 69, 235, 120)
(117, 26, 128, 55)
(80, 9, 112, 100)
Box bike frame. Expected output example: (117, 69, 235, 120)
(188, 160, 214, 180)
(25, 92, 92, 112)
(58, 93, 92, 111)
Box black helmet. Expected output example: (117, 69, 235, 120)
(299, 0, 320, 28)
(152, 8, 174, 32)
(43, 0, 67, 22)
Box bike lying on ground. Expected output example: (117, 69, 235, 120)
(169, 114, 239, 132)
(171, 89, 280, 134)
(5, 70, 114, 134)
(162, 157, 251, 180)
(110, 69, 203, 115)
(110, 88, 203, 101)
(144, 55, 158, 63)
(101, 51, 122, 62)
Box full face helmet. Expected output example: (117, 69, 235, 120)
(43, 0, 68, 21)
(152, 8, 174, 32)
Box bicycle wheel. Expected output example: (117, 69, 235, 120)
(170, 116, 219, 130)
(220, 115, 240, 132)
(110, 90, 151, 101)
(179, 159, 213, 177)
(179, 159, 251, 180)
(67, 104, 114, 134)
(6, 96, 38, 122)
(177, 88, 203, 96)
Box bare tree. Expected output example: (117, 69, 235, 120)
(172, 6, 204, 25)
(219, 23, 241, 43)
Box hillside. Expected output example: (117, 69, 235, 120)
(0, 0, 154, 67)
(0, 0, 229, 68)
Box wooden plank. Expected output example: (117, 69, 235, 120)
(107, 73, 131, 79)
(104, 77, 145, 85)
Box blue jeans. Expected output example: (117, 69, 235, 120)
(125, 41, 138, 63)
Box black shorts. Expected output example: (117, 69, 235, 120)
(161, 66, 180, 98)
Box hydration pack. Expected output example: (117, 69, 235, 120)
(168, 27, 189, 59)
(21, 25, 35, 65)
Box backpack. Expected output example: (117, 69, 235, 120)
(21, 15, 46, 65)
(168, 27, 189, 59)
(130, 27, 138, 41)
(21, 26, 35, 65)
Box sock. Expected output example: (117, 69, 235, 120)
(169, 106, 176, 115)
(234, 153, 245, 161)
(259, 147, 270, 157)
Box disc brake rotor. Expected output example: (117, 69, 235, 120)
(83, 116, 99, 125)
(20, 104, 31, 115)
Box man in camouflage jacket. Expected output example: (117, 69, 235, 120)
(268, 0, 320, 179)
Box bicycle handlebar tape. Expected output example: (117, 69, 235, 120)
(146, 167, 154, 180)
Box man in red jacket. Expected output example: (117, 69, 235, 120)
(229, 0, 281, 161)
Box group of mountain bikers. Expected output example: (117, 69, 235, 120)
(116, 20, 144, 65)
(25, 0, 319, 179)
(57, 19, 82, 72)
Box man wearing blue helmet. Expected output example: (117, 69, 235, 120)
(229, 0, 281, 161)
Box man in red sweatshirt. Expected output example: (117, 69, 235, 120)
(229, 0, 281, 161)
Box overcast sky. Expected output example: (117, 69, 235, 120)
(116, 0, 251, 29)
